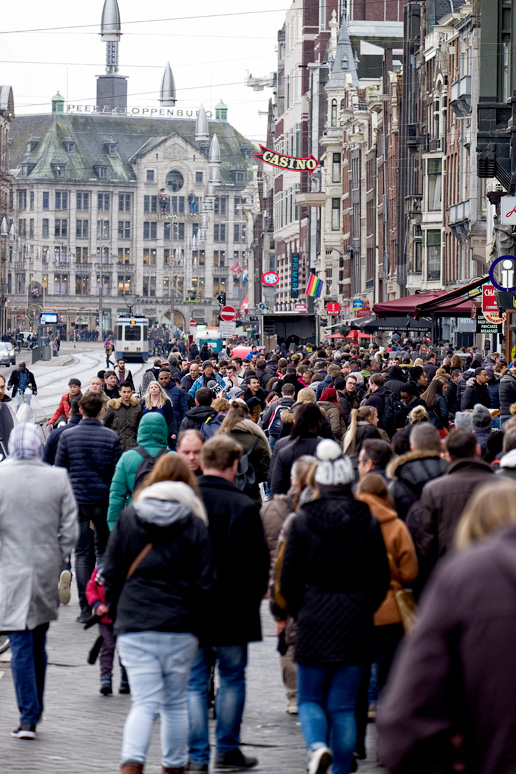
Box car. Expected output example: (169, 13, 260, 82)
(0, 342, 15, 366)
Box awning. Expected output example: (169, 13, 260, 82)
(351, 315, 431, 332)
(373, 291, 445, 317)
(414, 275, 489, 318)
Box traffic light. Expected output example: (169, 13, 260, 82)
(217, 293, 226, 306)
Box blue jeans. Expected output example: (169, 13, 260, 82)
(117, 631, 198, 767)
(188, 645, 248, 763)
(298, 663, 363, 774)
(9, 623, 49, 725)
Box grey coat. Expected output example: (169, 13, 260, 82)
(0, 459, 78, 631)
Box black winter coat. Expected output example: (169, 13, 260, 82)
(270, 434, 323, 495)
(499, 371, 516, 417)
(445, 380, 460, 416)
(197, 475, 270, 645)
(363, 386, 391, 427)
(387, 451, 449, 521)
(103, 503, 214, 637)
(43, 414, 81, 465)
(461, 379, 491, 411)
(179, 405, 218, 433)
(55, 418, 122, 505)
(280, 492, 390, 665)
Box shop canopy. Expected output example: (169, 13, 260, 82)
(351, 315, 431, 332)
(373, 276, 489, 319)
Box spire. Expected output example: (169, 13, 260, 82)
(160, 63, 176, 106)
(101, 0, 121, 42)
(326, 12, 359, 89)
(209, 133, 221, 164)
(195, 104, 209, 142)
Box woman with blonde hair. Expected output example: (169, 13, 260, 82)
(343, 406, 382, 455)
(141, 380, 176, 445)
(218, 400, 271, 504)
(454, 478, 516, 549)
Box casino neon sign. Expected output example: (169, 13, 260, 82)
(252, 145, 320, 174)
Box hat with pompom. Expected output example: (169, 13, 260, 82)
(314, 439, 354, 488)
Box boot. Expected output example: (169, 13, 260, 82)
(121, 763, 144, 774)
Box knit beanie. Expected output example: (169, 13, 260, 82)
(454, 411, 473, 430)
(314, 439, 354, 488)
(471, 403, 492, 432)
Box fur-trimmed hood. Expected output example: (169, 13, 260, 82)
(387, 449, 447, 482)
(107, 396, 140, 410)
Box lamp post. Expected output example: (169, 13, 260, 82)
(0, 216, 8, 338)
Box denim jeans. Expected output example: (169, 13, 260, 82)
(298, 663, 363, 774)
(187, 645, 248, 763)
(9, 623, 49, 725)
(117, 631, 198, 767)
(75, 503, 109, 615)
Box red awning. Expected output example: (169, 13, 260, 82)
(414, 275, 489, 317)
(373, 291, 445, 317)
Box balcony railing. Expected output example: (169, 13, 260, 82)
(448, 200, 470, 225)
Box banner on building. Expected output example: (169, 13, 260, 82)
(252, 145, 320, 175)
(291, 253, 300, 298)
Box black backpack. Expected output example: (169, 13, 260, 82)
(133, 446, 168, 490)
(234, 439, 259, 492)
(382, 393, 405, 436)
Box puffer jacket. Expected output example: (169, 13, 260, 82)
(280, 491, 390, 665)
(107, 412, 169, 530)
(317, 400, 346, 443)
(499, 370, 516, 418)
(387, 450, 449, 521)
(55, 418, 121, 505)
(102, 396, 142, 452)
(461, 377, 491, 411)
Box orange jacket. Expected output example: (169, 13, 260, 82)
(357, 492, 418, 626)
(48, 392, 72, 426)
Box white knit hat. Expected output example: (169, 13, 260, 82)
(314, 439, 354, 487)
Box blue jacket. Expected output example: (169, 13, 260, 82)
(43, 414, 81, 465)
(55, 418, 122, 505)
(189, 373, 223, 398)
(164, 384, 189, 428)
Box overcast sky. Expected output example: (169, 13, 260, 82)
(1, 0, 289, 143)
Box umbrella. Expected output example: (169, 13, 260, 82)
(326, 333, 346, 339)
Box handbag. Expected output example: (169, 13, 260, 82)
(387, 552, 418, 634)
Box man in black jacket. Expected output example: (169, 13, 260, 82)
(179, 387, 218, 433)
(460, 367, 491, 411)
(188, 435, 269, 772)
(55, 393, 122, 622)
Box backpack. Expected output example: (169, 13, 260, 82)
(382, 393, 405, 436)
(133, 446, 168, 490)
(267, 403, 292, 437)
(200, 414, 223, 439)
(234, 439, 259, 492)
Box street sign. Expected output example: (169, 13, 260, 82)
(189, 318, 196, 327)
(501, 197, 516, 224)
(482, 284, 498, 314)
(220, 305, 237, 322)
(352, 299, 363, 309)
(262, 271, 279, 286)
(476, 314, 503, 334)
(294, 302, 307, 313)
(219, 321, 236, 337)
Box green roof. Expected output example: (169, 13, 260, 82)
(9, 113, 257, 184)
(52, 92, 65, 102)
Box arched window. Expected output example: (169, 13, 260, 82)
(331, 99, 337, 127)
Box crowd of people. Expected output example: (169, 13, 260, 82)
(2, 338, 516, 774)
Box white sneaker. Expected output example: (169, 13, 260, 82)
(58, 570, 72, 605)
(286, 699, 298, 714)
(308, 747, 333, 774)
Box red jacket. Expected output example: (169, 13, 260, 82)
(49, 392, 72, 426)
(85, 568, 113, 624)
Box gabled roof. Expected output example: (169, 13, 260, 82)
(9, 114, 257, 183)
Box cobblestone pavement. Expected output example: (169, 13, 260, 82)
(0, 597, 383, 774)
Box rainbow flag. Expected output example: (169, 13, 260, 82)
(306, 273, 323, 298)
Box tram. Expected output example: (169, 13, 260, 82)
(115, 316, 149, 362)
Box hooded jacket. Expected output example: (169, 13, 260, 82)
(384, 366, 407, 398)
(387, 450, 449, 521)
(226, 419, 271, 504)
(107, 413, 169, 530)
(499, 370, 516, 417)
(378, 524, 516, 774)
(280, 491, 390, 664)
(461, 377, 491, 411)
(102, 396, 142, 452)
(357, 493, 418, 626)
(179, 404, 219, 433)
(103, 481, 214, 637)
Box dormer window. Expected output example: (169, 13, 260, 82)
(63, 139, 75, 154)
(231, 168, 245, 184)
(104, 139, 118, 156)
(21, 163, 36, 177)
(51, 161, 66, 178)
(26, 137, 39, 153)
(93, 159, 108, 179)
